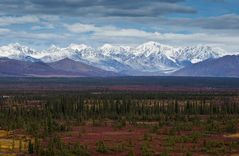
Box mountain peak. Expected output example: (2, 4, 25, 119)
(138, 41, 173, 48)
(135, 41, 174, 57)
(57, 57, 74, 62)
(6, 43, 33, 51)
(47, 44, 61, 53)
(68, 43, 89, 51)
(101, 43, 114, 49)
(99, 44, 132, 57)
(175, 45, 224, 64)
(8, 42, 21, 47)
(49, 44, 59, 49)
(0, 43, 36, 58)
(137, 41, 163, 49)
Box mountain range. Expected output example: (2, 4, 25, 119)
(0, 41, 238, 77)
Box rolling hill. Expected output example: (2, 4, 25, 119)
(173, 55, 239, 77)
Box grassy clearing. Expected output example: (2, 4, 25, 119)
(224, 133, 239, 138)
(0, 130, 32, 155)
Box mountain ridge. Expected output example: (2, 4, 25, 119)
(0, 57, 117, 77)
(0, 41, 233, 76)
(48, 58, 117, 77)
(173, 55, 239, 77)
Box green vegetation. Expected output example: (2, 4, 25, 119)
(96, 140, 108, 153)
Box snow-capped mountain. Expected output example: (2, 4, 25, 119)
(0, 43, 40, 62)
(39, 44, 98, 62)
(134, 41, 175, 57)
(0, 42, 229, 75)
(126, 42, 179, 73)
(174, 45, 225, 64)
(99, 44, 133, 62)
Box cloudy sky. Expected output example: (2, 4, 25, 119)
(0, 0, 238, 52)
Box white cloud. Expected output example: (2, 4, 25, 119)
(1, 30, 67, 41)
(1, 21, 238, 53)
(65, 23, 100, 33)
(65, 23, 239, 52)
(31, 24, 54, 30)
(38, 15, 60, 23)
(20, 32, 65, 40)
(0, 28, 10, 34)
(65, 23, 153, 38)
(0, 16, 39, 26)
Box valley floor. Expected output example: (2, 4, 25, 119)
(0, 77, 238, 155)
